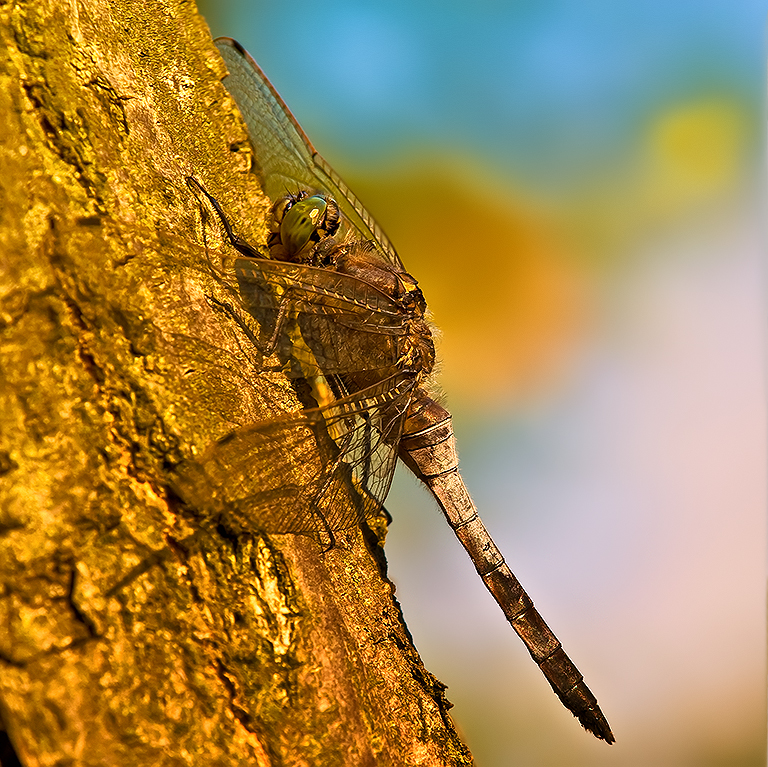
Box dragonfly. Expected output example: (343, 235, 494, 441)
(175, 36, 614, 744)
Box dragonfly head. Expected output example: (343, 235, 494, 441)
(269, 192, 341, 263)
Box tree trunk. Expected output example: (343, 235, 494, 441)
(0, 2, 473, 765)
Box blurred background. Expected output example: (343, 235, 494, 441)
(197, 2, 766, 765)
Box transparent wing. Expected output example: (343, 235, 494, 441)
(230, 254, 407, 378)
(172, 375, 414, 535)
(215, 37, 404, 270)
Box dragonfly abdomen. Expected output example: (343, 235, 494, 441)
(398, 388, 615, 743)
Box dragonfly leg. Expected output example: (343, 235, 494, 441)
(304, 473, 337, 552)
(205, 294, 280, 371)
(263, 288, 298, 356)
(186, 178, 305, 358)
(186, 176, 263, 260)
(305, 420, 364, 552)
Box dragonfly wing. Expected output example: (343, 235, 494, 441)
(172, 375, 414, 535)
(230, 255, 407, 378)
(215, 37, 403, 270)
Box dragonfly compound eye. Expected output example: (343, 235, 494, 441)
(279, 194, 329, 256)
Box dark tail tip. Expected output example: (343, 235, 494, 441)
(580, 709, 615, 744)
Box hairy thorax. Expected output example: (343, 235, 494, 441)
(268, 193, 436, 394)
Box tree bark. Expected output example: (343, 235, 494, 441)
(0, 2, 473, 765)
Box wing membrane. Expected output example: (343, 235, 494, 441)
(173, 375, 414, 534)
(224, 255, 407, 379)
(215, 37, 403, 270)
(176, 41, 420, 539)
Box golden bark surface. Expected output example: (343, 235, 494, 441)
(0, 2, 473, 764)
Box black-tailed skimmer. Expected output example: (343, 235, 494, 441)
(174, 37, 614, 744)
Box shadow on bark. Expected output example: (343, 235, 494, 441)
(0, 1, 472, 765)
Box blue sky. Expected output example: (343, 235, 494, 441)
(199, 1, 765, 190)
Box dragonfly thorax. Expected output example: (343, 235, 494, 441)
(334, 247, 435, 378)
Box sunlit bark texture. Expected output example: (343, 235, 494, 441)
(0, 2, 473, 765)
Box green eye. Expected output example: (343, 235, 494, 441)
(280, 195, 327, 255)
